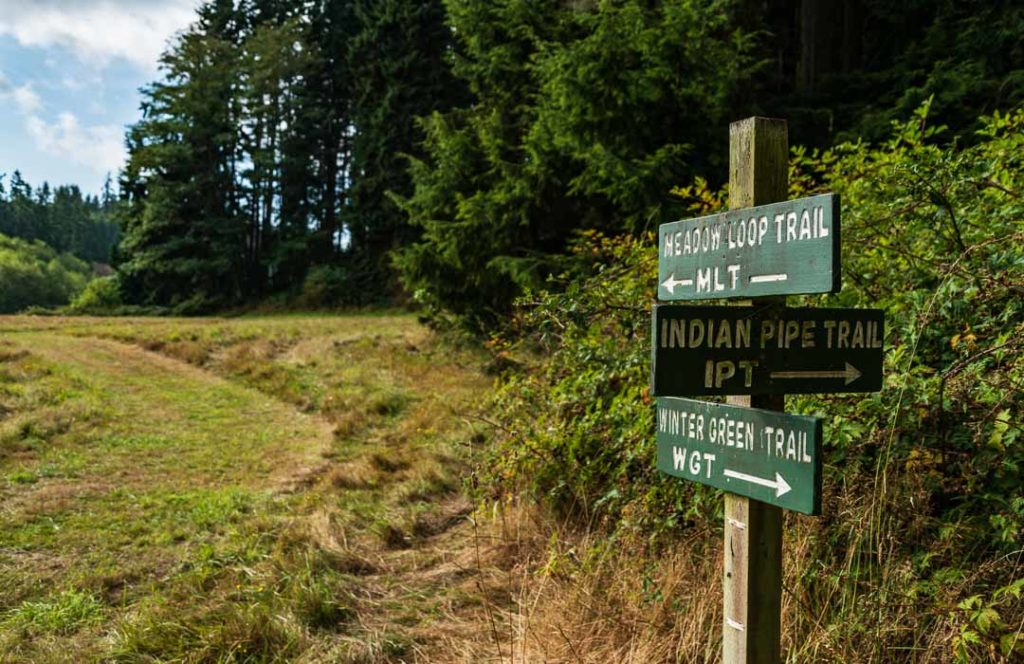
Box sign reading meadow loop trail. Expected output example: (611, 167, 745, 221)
(658, 193, 840, 300)
(656, 397, 822, 515)
(651, 304, 884, 396)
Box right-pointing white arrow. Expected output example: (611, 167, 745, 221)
(770, 362, 862, 385)
(660, 272, 693, 295)
(723, 468, 792, 497)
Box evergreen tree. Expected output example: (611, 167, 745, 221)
(747, 0, 1024, 146)
(396, 0, 753, 329)
(345, 0, 464, 292)
(106, 0, 1023, 322)
(303, 0, 359, 266)
(237, 17, 315, 291)
(118, 13, 245, 310)
(0, 172, 117, 263)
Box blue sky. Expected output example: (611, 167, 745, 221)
(0, 0, 197, 195)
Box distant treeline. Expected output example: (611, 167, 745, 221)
(115, 0, 1024, 322)
(0, 171, 119, 265)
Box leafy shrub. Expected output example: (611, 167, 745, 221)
(486, 230, 717, 532)
(67, 275, 123, 313)
(0, 234, 92, 313)
(489, 104, 1024, 659)
(299, 265, 351, 307)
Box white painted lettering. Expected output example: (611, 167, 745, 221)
(738, 360, 758, 387)
(824, 320, 836, 348)
(799, 209, 811, 240)
(727, 264, 740, 290)
(714, 361, 735, 388)
(801, 320, 816, 348)
(816, 206, 828, 237)
(701, 452, 716, 478)
(673, 446, 687, 471)
(696, 267, 712, 293)
(688, 450, 702, 476)
(786, 212, 797, 241)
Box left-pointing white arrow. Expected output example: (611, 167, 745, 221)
(723, 468, 792, 497)
(660, 273, 693, 295)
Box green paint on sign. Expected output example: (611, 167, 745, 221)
(658, 193, 840, 300)
(656, 397, 822, 515)
(651, 304, 884, 396)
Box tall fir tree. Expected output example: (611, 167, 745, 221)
(237, 17, 315, 291)
(344, 0, 464, 293)
(118, 7, 245, 310)
(395, 0, 753, 329)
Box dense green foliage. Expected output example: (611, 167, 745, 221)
(66, 276, 125, 314)
(0, 171, 118, 264)
(396, 0, 752, 329)
(397, 0, 1024, 331)
(118, 13, 243, 313)
(348, 0, 465, 282)
(0, 234, 93, 313)
(488, 108, 1024, 660)
(117, 0, 460, 311)
(113, 0, 1024, 321)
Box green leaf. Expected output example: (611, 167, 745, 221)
(974, 607, 1002, 634)
(993, 578, 1024, 602)
(1001, 632, 1023, 657)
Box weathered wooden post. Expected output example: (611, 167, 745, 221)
(650, 116, 884, 662)
(722, 117, 787, 664)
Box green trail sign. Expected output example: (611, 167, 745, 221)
(656, 397, 822, 515)
(658, 193, 840, 300)
(651, 304, 884, 396)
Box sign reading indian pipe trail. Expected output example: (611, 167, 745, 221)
(656, 397, 822, 515)
(658, 193, 840, 300)
(651, 304, 884, 396)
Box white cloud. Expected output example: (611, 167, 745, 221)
(26, 112, 123, 174)
(12, 84, 42, 113)
(0, 0, 197, 71)
(60, 76, 86, 91)
(0, 70, 42, 113)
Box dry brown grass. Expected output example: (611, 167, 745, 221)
(425, 483, 1019, 664)
(420, 501, 723, 664)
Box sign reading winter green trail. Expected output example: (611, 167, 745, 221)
(656, 397, 822, 515)
(658, 193, 840, 300)
(651, 304, 884, 396)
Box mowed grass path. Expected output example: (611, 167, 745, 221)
(15, 334, 331, 490)
(0, 314, 498, 662)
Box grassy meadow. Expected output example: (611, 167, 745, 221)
(0, 314, 515, 662)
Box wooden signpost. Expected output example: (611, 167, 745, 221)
(650, 117, 884, 663)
